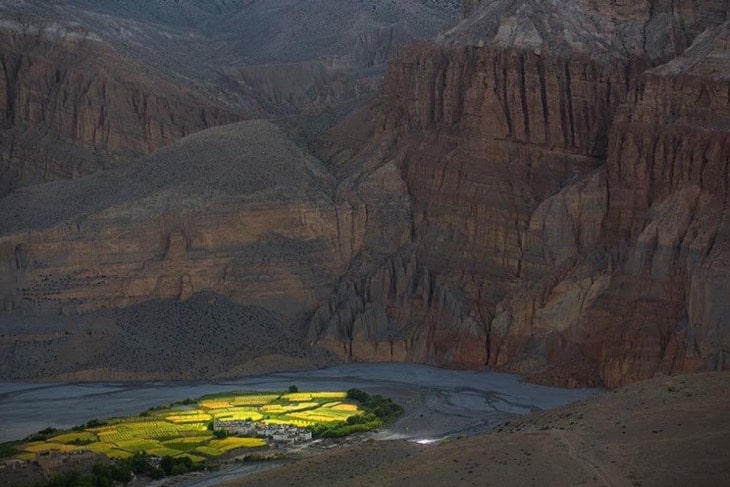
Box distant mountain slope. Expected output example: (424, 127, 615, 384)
(0, 120, 350, 380)
(0, 0, 460, 193)
(0, 26, 240, 196)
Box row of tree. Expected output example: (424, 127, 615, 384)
(41, 452, 204, 486)
(308, 389, 404, 438)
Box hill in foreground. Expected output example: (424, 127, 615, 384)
(224, 371, 730, 486)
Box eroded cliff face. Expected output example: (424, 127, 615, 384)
(0, 27, 239, 196)
(308, 2, 730, 387)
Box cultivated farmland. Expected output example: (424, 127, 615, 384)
(5, 389, 365, 463)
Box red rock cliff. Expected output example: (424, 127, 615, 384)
(0, 27, 239, 195)
(308, 2, 730, 387)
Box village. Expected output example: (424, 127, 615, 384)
(0, 420, 315, 480)
(213, 420, 313, 446)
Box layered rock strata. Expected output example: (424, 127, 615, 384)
(0, 121, 356, 379)
(308, 2, 730, 387)
(0, 27, 239, 196)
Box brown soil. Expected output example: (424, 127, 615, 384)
(223, 372, 730, 487)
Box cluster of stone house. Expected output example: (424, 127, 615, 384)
(214, 420, 312, 445)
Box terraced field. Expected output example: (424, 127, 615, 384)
(7, 390, 362, 463)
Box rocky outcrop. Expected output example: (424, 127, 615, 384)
(308, 3, 730, 387)
(0, 27, 239, 195)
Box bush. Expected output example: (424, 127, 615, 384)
(160, 455, 196, 476)
(309, 390, 403, 439)
(288, 384, 299, 393)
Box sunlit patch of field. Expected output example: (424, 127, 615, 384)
(83, 442, 118, 454)
(93, 421, 208, 443)
(165, 412, 213, 423)
(282, 391, 347, 401)
(209, 437, 265, 452)
(50, 431, 96, 444)
(210, 408, 263, 421)
(114, 439, 162, 452)
(330, 403, 358, 411)
(22, 442, 77, 453)
(105, 449, 132, 459)
(261, 402, 319, 413)
(290, 409, 362, 422)
(199, 393, 281, 409)
(7, 389, 364, 463)
(197, 400, 230, 409)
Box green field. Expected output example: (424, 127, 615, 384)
(6, 389, 365, 463)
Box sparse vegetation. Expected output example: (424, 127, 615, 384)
(38, 451, 201, 486)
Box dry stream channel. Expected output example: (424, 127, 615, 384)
(0, 364, 599, 485)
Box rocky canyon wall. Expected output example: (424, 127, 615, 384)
(308, 3, 730, 387)
(1, 1, 728, 387)
(0, 27, 239, 196)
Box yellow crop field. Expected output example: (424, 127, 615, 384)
(261, 402, 318, 413)
(281, 392, 313, 401)
(331, 404, 358, 411)
(115, 439, 161, 451)
(50, 431, 96, 444)
(105, 449, 132, 459)
(212, 410, 263, 422)
(283, 391, 347, 401)
(229, 394, 281, 405)
(165, 413, 212, 423)
(22, 442, 77, 453)
(290, 409, 360, 422)
(197, 400, 230, 409)
(310, 392, 348, 399)
(9, 389, 371, 463)
(84, 442, 118, 454)
(208, 437, 265, 452)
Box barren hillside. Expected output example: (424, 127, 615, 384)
(225, 372, 730, 487)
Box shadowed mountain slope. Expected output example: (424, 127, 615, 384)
(225, 372, 730, 487)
